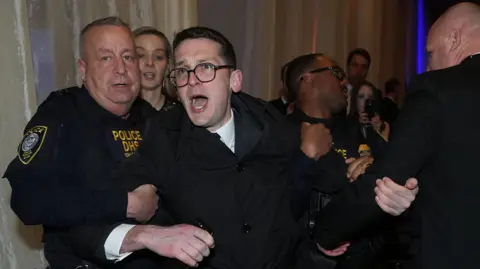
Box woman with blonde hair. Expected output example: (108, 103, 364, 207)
(133, 26, 177, 111)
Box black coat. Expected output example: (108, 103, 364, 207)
(269, 97, 288, 115)
(313, 54, 480, 269)
(61, 92, 303, 269)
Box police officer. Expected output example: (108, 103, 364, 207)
(285, 53, 419, 269)
(2, 16, 199, 269)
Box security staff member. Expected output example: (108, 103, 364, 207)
(3, 17, 166, 269)
(285, 53, 414, 269)
(287, 53, 386, 221)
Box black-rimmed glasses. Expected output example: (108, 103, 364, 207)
(308, 66, 346, 82)
(168, 63, 234, 87)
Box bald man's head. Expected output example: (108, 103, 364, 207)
(427, 2, 480, 71)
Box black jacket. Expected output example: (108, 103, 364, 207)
(3, 86, 157, 267)
(269, 97, 288, 115)
(287, 109, 388, 269)
(59, 92, 303, 269)
(313, 54, 480, 269)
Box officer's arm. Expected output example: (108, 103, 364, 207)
(313, 88, 440, 249)
(4, 112, 129, 227)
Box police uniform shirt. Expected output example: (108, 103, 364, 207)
(3, 86, 155, 227)
(103, 110, 236, 260)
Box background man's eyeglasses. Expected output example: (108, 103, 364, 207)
(308, 66, 346, 82)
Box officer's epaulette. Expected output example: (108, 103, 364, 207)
(38, 86, 81, 110)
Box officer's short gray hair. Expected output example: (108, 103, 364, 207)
(79, 16, 131, 59)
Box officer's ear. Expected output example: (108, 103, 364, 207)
(77, 59, 86, 81)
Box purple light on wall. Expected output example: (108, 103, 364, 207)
(417, 0, 426, 73)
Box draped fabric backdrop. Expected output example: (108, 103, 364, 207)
(0, 1, 197, 268)
(29, 0, 198, 104)
(198, 0, 415, 103)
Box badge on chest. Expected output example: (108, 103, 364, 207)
(109, 129, 143, 158)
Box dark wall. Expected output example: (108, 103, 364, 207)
(423, 0, 480, 28)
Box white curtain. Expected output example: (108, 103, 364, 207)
(28, 0, 198, 104)
(0, 1, 197, 268)
(198, 0, 414, 102)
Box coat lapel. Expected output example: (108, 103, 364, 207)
(231, 93, 264, 160)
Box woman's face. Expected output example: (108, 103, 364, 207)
(135, 34, 168, 90)
(356, 85, 374, 113)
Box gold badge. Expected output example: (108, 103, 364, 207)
(18, 126, 48, 164)
(358, 144, 371, 157)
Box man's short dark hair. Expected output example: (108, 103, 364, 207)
(172, 27, 236, 68)
(347, 48, 371, 67)
(385, 77, 401, 95)
(79, 16, 130, 59)
(285, 53, 324, 98)
(133, 26, 172, 61)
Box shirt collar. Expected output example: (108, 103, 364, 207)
(213, 110, 235, 152)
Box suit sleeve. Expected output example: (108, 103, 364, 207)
(3, 104, 128, 227)
(313, 87, 441, 249)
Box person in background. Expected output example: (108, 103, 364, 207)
(349, 81, 390, 142)
(381, 77, 401, 127)
(133, 26, 177, 111)
(270, 61, 295, 115)
(345, 48, 381, 116)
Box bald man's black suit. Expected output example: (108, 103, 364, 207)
(313, 54, 480, 269)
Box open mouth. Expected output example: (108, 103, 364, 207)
(143, 72, 155, 80)
(190, 94, 208, 113)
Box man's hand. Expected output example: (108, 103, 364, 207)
(375, 177, 419, 216)
(345, 156, 374, 182)
(127, 184, 159, 222)
(123, 224, 215, 267)
(317, 242, 350, 257)
(300, 122, 332, 161)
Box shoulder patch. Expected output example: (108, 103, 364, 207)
(17, 126, 48, 164)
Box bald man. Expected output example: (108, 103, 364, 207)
(309, 2, 480, 269)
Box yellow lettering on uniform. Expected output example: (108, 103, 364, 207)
(335, 148, 347, 159)
(127, 141, 137, 151)
(118, 131, 126, 140)
(114, 129, 143, 157)
(122, 141, 129, 151)
(112, 131, 119, 141)
(136, 131, 143, 141)
(125, 130, 133, 140)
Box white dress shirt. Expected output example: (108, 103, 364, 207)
(103, 111, 235, 261)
